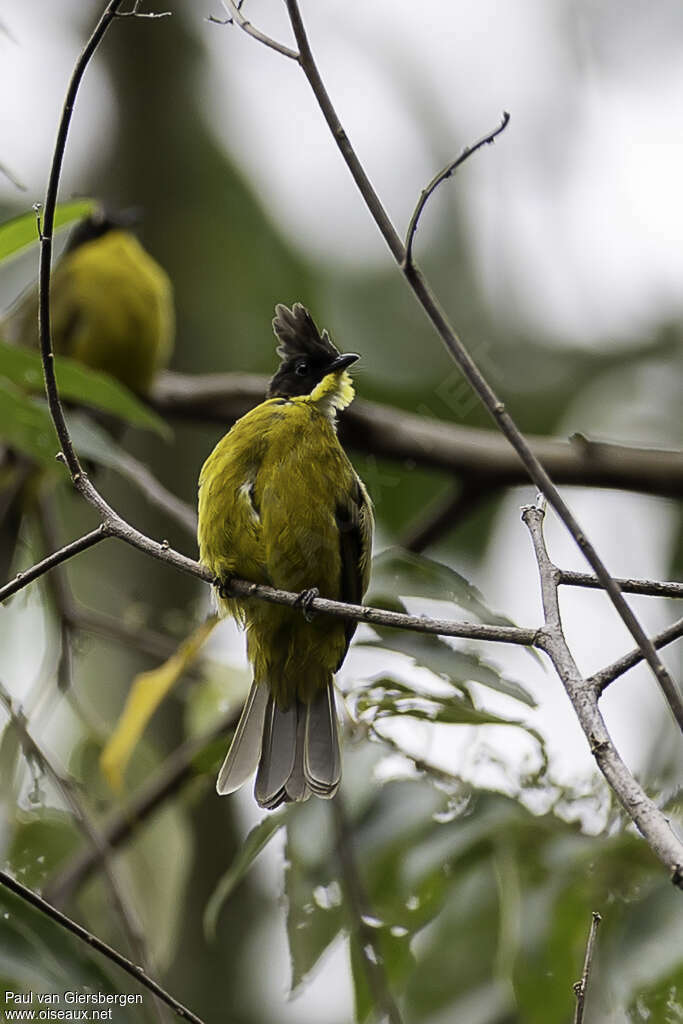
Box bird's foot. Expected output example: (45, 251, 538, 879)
(295, 587, 320, 623)
(215, 575, 235, 600)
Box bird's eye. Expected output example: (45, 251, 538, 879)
(295, 361, 308, 377)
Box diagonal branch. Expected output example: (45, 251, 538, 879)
(332, 794, 404, 1024)
(404, 111, 510, 269)
(521, 503, 683, 889)
(0, 869, 205, 1024)
(46, 709, 239, 906)
(0, 685, 167, 1024)
(275, 0, 682, 729)
(0, 525, 109, 602)
(590, 617, 683, 696)
(218, 0, 299, 59)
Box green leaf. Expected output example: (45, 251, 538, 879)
(359, 629, 536, 707)
(0, 380, 60, 465)
(8, 810, 81, 890)
(350, 925, 413, 1024)
(370, 548, 510, 625)
(0, 200, 96, 263)
(0, 341, 170, 438)
(204, 810, 287, 941)
(355, 676, 535, 729)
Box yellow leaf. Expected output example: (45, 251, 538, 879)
(100, 616, 219, 792)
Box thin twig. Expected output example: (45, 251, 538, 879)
(559, 570, 682, 600)
(573, 911, 602, 1024)
(521, 504, 683, 888)
(46, 709, 239, 906)
(218, 0, 298, 59)
(332, 794, 404, 1024)
(0, 525, 108, 602)
(152, 371, 683, 502)
(38, 0, 128, 479)
(277, 0, 682, 729)
(404, 112, 510, 269)
(591, 617, 683, 696)
(0, 869, 206, 1024)
(0, 685, 166, 1024)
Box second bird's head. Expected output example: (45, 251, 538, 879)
(267, 303, 359, 399)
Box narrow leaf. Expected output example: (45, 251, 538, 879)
(0, 342, 170, 437)
(0, 200, 95, 263)
(100, 617, 218, 792)
(203, 810, 287, 941)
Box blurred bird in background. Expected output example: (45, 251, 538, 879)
(198, 303, 373, 809)
(0, 206, 175, 581)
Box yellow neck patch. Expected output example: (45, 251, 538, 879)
(304, 370, 355, 420)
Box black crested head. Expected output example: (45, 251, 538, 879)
(64, 206, 142, 254)
(267, 303, 358, 399)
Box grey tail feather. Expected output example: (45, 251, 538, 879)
(216, 680, 269, 796)
(254, 681, 341, 810)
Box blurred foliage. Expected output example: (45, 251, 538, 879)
(0, 5, 680, 1024)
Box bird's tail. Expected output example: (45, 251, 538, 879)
(216, 679, 341, 809)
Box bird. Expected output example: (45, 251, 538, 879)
(0, 206, 174, 582)
(3, 206, 174, 395)
(197, 303, 373, 809)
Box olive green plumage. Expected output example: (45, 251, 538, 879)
(0, 209, 174, 583)
(197, 303, 373, 808)
(5, 210, 174, 395)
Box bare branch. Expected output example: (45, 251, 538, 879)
(521, 504, 683, 888)
(332, 794, 404, 1024)
(573, 911, 602, 1024)
(591, 617, 683, 696)
(279, 0, 681, 727)
(0, 684, 168, 1024)
(153, 372, 683, 502)
(0, 525, 109, 603)
(46, 709, 239, 906)
(38, 0, 129, 479)
(404, 111, 510, 269)
(559, 570, 682, 600)
(218, 0, 299, 59)
(0, 869, 205, 1024)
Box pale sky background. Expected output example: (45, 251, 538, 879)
(0, 2, 681, 1020)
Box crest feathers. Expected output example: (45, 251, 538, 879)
(272, 303, 339, 361)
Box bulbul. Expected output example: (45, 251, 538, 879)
(197, 303, 374, 809)
(4, 207, 174, 395)
(0, 207, 174, 582)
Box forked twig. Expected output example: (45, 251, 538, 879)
(521, 503, 683, 889)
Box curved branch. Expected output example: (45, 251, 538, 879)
(218, 0, 298, 59)
(404, 111, 510, 269)
(279, 0, 682, 727)
(522, 503, 683, 888)
(0, 869, 206, 1024)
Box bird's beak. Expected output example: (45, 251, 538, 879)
(328, 353, 359, 373)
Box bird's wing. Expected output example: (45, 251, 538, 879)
(335, 474, 374, 669)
